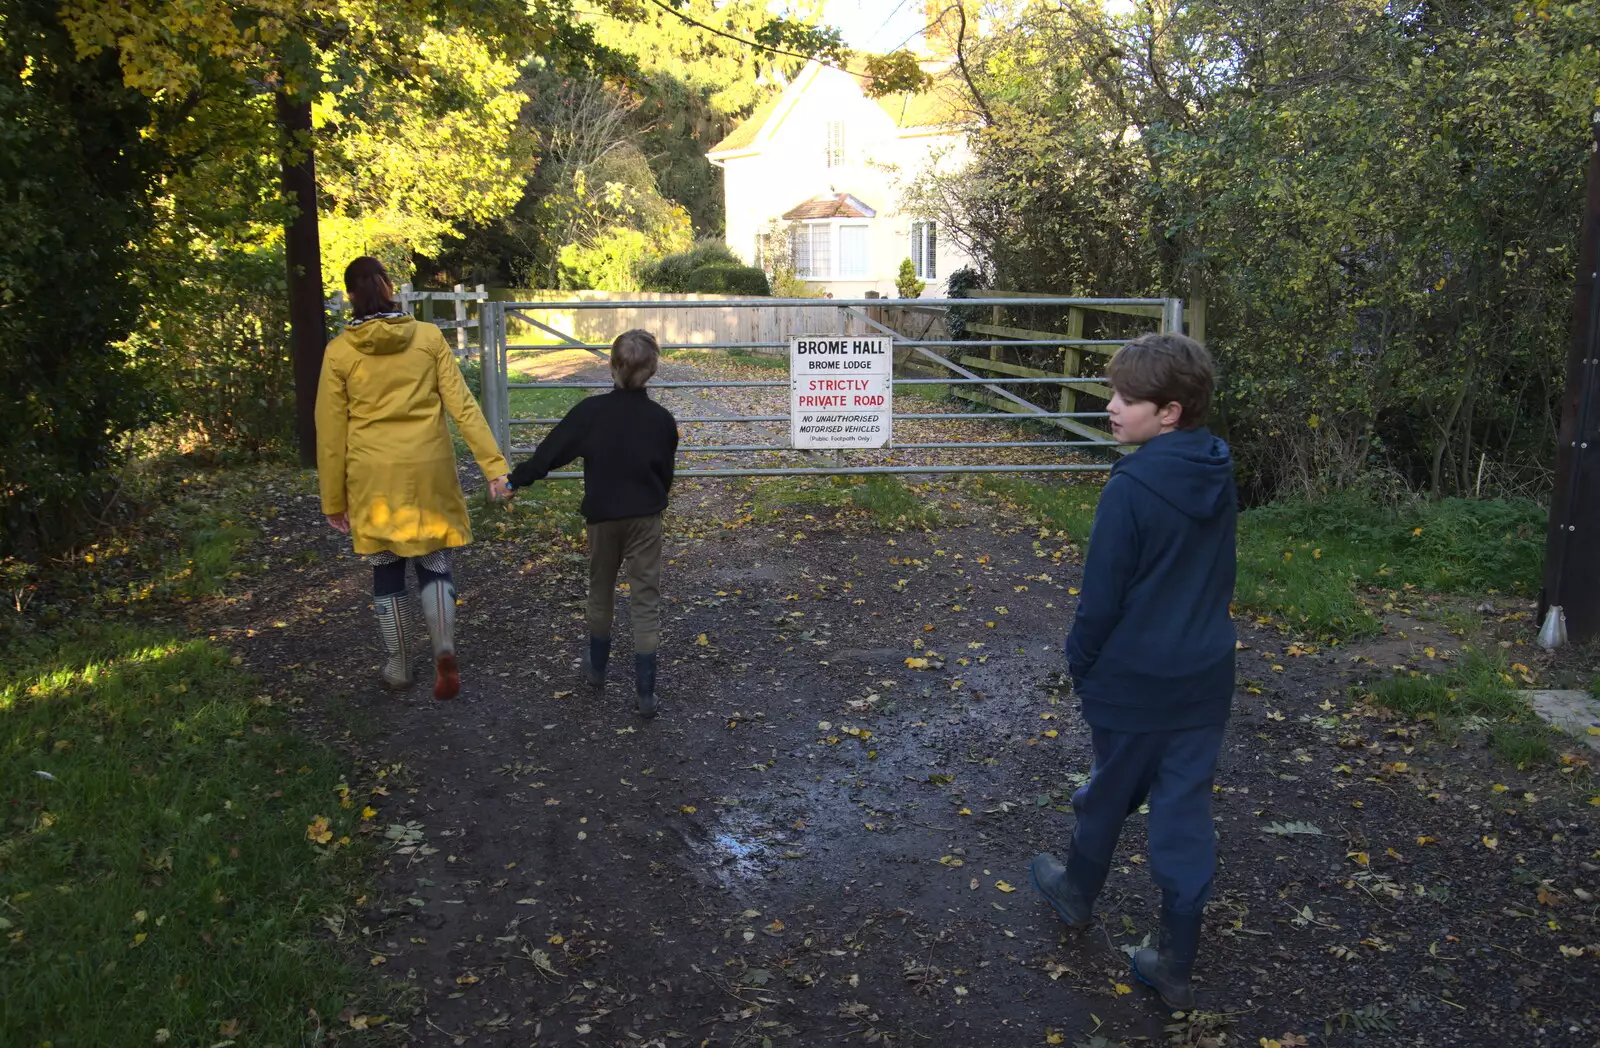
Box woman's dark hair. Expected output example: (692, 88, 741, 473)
(344, 256, 396, 318)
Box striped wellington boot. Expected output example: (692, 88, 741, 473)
(419, 577, 459, 700)
(372, 592, 417, 690)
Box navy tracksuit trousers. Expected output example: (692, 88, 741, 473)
(1070, 724, 1226, 916)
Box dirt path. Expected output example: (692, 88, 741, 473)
(212, 363, 1599, 1048)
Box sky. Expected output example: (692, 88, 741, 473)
(820, 0, 929, 53)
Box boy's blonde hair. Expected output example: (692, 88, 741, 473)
(1105, 332, 1214, 429)
(611, 329, 659, 390)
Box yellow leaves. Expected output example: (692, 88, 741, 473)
(1416, 835, 1437, 846)
(1412, 527, 1424, 537)
(1482, 836, 1499, 851)
(1492, 783, 1509, 793)
(1046, 1032, 1066, 1045)
(130, 931, 147, 948)
(1043, 729, 1059, 739)
(305, 815, 332, 845)
(1347, 851, 1370, 867)
(679, 805, 697, 815)
(1557, 945, 1587, 959)
(1262, 1034, 1310, 1048)
(695, 633, 709, 646)
(1111, 980, 1132, 995)
(456, 973, 479, 985)
(957, 807, 972, 816)
(370, 953, 387, 966)
(995, 881, 1017, 893)
(938, 854, 965, 867)
(1305, 413, 1320, 429)
(361, 806, 377, 820)
(905, 657, 930, 669)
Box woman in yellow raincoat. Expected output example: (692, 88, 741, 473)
(316, 256, 510, 699)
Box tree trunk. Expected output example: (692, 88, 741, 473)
(277, 89, 326, 467)
(1541, 112, 1600, 644)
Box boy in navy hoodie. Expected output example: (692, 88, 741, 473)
(1030, 332, 1237, 1012)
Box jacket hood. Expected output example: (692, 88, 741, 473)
(344, 315, 418, 356)
(1111, 427, 1235, 519)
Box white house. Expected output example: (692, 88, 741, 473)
(707, 60, 976, 298)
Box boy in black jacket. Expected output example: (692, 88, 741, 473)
(1029, 332, 1237, 1011)
(507, 329, 679, 718)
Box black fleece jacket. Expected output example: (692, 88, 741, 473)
(508, 387, 679, 524)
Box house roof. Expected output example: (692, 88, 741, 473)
(875, 83, 963, 130)
(708, 95, 782, 155)
(781, 193, 878, 220)
(707, 61, 966, 158)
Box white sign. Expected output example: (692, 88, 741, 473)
(789, 336, 893, 449)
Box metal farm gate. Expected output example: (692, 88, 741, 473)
(478, 295, 1194, 479)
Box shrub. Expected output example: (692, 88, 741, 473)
(132, 245, 295, 459)
(639, 240, 743, 292)
(685, 263, 771, 296)
(895, 257, 925, 299)
(0, 10, 165, 556)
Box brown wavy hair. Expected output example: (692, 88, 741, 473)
(343, 256, 396, 318)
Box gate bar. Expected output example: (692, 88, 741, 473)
(505, 339, 1125, 351)
(528, 463, 1113, 478)
(505, 376, 1121, 390)
(501, 296, 1166, 310)
(508, 410, 1110, 424)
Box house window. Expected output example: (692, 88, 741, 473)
(793, 223, 835, 279)
(910, 220, 938, 280)
(838, 224, 870, 279)
(824, 120, 845, 168)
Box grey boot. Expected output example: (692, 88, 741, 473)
(1029, 849, 1106, 929)
(634, 651, 658, 719)
(373, 592, 417, 690)
(419, 577, 459, 700)
(583, 636, 611, 687)
(1132, 907, 1204, 1011)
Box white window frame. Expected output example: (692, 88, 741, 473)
(837, 223, 870, 279)
(824, 120, 845, 168)
(793, 219, 872, 280)
(910, 220, 938, 280)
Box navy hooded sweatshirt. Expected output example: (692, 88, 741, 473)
(1065, 427, 1238, 732)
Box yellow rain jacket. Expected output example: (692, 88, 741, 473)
(316, 315, 509, 557)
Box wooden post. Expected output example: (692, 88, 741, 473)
(1059, 306, 1084, 415)
(1187, 295, 1207, 346)
(1540, 111, 1600, 645)
(453, 283, 467, 357)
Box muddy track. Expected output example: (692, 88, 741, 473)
(211, 365, 1599, 1048)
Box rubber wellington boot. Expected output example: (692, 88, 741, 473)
(1029, 849, 1106, 929)
(372, 592, 417, 690)
(583, 636, 611, 687)
(419, 577, 459, 700)
(1132, 907, 1204, 1011)
(634, 651, 659, 719)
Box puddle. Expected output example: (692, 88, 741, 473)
(688, 806, 800, 886)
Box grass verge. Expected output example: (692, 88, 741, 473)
(1, 464, 381, 1046)
(1360, 647, 1562, 767)
(747, 476, 941, 529)
(979, 479, 1544, 642)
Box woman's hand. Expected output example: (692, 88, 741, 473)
(489, 475, 513, 501)
(326, 512, 350, 534)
